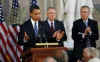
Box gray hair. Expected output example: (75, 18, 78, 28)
(44, 56, 57, 62)
(61, 50, 68, 62)
(80, 5, 90, 11)
(85, 47, 98, 57)
(55, 50, 68, 62)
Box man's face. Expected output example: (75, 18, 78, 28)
(80, 8, 90, 20)
(30, 9, 41, 21)
(47, 8, 56, 21)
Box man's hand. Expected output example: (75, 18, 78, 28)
(53, 31, 58, 38)
(53, 30, 64, 40)
(24, 32, 30, 40)
(84, 27, 91, 36)
(56, 32, 64, 40)
(86, 27, 91, 33)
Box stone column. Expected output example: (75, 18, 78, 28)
(64, 0, 76, 48)
(37, 0, 47, 20)
(55, 0, 64, 21)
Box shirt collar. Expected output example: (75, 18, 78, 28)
(48, 19, 54, 26)
(83, 19, 88, 23)
(31, 18, 38, 29)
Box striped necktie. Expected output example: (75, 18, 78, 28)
(34, 22, 38, 37)
(84, 21, 88, 27)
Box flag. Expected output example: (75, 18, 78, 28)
(0, 3, 9, 62)
(0, 3, 4, 22)
(56, 0, 64, 21)
(8, 24, 23, 62)
(31, 0, 38, 6)
(12, 0, 19, 16)
(12, 0, 19, 9)
(0, 2, 23, 62)
(0, 22, 23, 62)
(0, 22, 15, 62)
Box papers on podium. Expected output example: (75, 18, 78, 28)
(36, 43, 59, 46)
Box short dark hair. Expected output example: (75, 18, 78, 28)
(81, 5, 90, 10)
(30, 5, 40, 13)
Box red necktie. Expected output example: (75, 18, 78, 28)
(50, 22, 54, 32)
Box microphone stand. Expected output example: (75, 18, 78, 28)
(38, 34, 42, 43)
(43, 34, 48, 48)
(37, 34, 44, 48)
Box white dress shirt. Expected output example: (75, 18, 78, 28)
(31, 18, 38, 30)
(48, 19, 55, 29)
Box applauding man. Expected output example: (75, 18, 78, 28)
(44, 7, 67, 46)
(72, 6, 99, 62)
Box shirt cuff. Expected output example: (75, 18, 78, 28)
(56, 39, 60, 42)
(82, 34, 85, 38)
(89, 32, 92, 35)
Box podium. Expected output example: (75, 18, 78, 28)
(23, 47, 67, 62)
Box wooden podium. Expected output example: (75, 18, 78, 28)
(23, 47, 67, 62)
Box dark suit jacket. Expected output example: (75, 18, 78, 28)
(18, 19, 45, 51)
(72, 18, 99, 49)
(72, 18, 99, 59)
(44, 19, 67, 46)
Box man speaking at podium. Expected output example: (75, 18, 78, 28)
(18, 5, 45, 51)
(44, 7, 67, 46)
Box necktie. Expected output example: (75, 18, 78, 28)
(50, 22, 54, 32)
(34, 22, 38, 37)
(85, 21, 88, 27)
(84, 21, 91, 47)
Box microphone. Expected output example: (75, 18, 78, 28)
(37, 33, 42, 43)
(43, 34, 47, 42)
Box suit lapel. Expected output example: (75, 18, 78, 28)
(28, 20, 35, 36)
(88, 19, 91, 27)
(54, 21, 57, 31)
(38, 21, 42, 34)
(80, 19, 86, 32)
(46, 21, 51, 31)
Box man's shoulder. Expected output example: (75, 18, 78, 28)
(23, 19, 31, 25)
(44, 20, 48, 23)
(73, 19, 82, 24)
(54, 20, 64, 25)
(21, 19, 31, 28)
(55, 19, 63, 22)
(44, 19, 64, 24)
(88, 18, 97, 23)
(39, 20, 44, 24)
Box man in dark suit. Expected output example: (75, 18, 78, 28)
(72, 6, 99, 62)
(44, 7, 67, 46)
(18, 5, 45, 51)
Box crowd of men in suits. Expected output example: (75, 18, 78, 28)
(18, 5, 99, 62)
